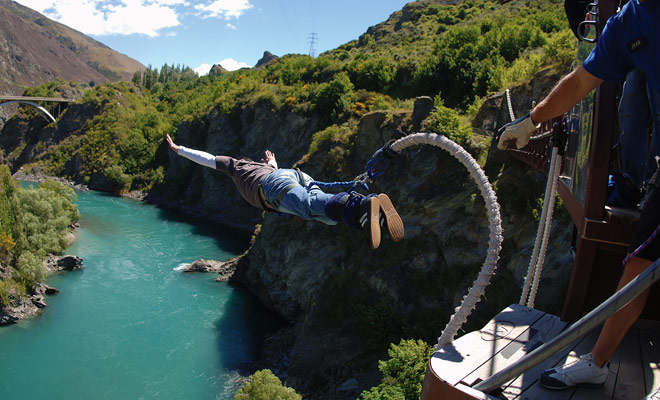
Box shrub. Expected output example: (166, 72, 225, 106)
(425, 96, 473, 147)
(360, 339, 433, 400)
(16, 251, 44, 289)
(313, 72, 354, 127)
(543, 29, 576, 68)
(347, 58, 395, 92)
(234, 370, 301, 400)
(307, 124, 355, 156)
(104, 165, 133, 192)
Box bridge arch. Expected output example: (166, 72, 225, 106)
(0, 100, 57, 123)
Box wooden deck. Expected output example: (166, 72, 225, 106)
(422, 304, 660, 400)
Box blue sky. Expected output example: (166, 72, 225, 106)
(14, 0, 411, 74)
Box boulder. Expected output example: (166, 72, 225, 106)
(43, 254, 83, 273)
(184, 257, 240, 281)
(57, 255, 83, 270)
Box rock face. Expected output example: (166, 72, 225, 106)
(228, 70, 573, 398)
(209, 64, 228, 76)
(184, 258, 239, 281)
(255, 51, 279, 68)
(0, 259, 69, 326)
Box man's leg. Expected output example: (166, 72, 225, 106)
(591, 256, 652, 366)
(542, 165, 660, 390)
(541, 256, 652, 390)
(324, 192, 404, 249)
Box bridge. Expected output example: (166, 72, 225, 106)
(0, 95, 74, 123)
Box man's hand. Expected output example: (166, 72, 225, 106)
(166, 134, 179, 153)
(261, 150, 276, 163)
(261, 150, 278, 168)
(497, 113, 539, 150)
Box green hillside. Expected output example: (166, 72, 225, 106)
(3, 0, 571, 194)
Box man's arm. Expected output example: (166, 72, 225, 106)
(498, 66, 603, 150)
(166, 134, 217, 169)
(530, 66, 603, 124)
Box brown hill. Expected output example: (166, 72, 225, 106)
(0, 0, 145, 95)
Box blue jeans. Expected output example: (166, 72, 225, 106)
(260, 169, 337, 225)
(618, 69, 660, 189)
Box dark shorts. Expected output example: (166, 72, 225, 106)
(629, 171, 660, 261)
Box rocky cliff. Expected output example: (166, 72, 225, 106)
(145, 69, 573, 398)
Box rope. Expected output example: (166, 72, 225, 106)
(505, 89, 515, 122)
(622, 222, 660, 266)
(520, 121, 565, 307)
(527, 149, 562, 308)
(389, 133, 504, 350)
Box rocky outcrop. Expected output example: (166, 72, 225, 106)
(209, 64, 229, 76)
(255, 51, 279, 69)
(1, 254, 81, 325)
(43, 254, 83, 273)
(184, 257, 239, 281)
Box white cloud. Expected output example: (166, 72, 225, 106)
(226, 23, 237, 30)
(15, 0, 183, 37)
(193, 63, 213, 76)
(194, 58, 249, 75)
(194, 0, 252, 20)
(219, 58, 249, 70)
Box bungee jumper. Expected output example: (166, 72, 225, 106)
(165, 134, 404, 249)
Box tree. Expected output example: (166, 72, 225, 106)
(234, 370, 301, 400)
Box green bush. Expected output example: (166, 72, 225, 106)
(360, 339, 433, 400)
(16, 252, 44, 289)
(234, 370, 301, 400)
(425, 96, 473, 147)
(347, 57, 395, 92)
(104, 165, 133, 192)
(1, 172, 80, 297)
(313, 72, 354, 127)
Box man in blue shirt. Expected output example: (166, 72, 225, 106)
(498, 0, 659, 390)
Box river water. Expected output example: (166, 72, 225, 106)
(0, 188, 280, 399)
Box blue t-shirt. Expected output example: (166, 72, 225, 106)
(583, 0, 660, 91)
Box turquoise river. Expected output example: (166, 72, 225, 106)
(0, 187, 281, 399)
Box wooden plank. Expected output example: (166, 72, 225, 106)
(557, 179, 584, 231)
(462, 312, 567, 387)
(583, 218, 637, 247)
(610, 327, 646, 399)
(515, 327, 603, 400)
(639, 325, 660, 395)
(599, 328, 624, 399)
(428, 304, 547, 386)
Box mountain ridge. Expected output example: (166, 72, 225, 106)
(0, 0, 145, 96)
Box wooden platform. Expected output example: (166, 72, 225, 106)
(422, 304, 660, 399)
